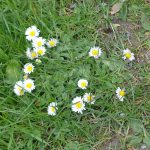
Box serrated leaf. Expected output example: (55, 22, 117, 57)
(143, 135, 150, 147)
(6, 59, 21, 84)
(130, 120, 143, 134)
(111, 3, 123, 15)
(141, 14, 150, 30)
(128, 135, 142, 146)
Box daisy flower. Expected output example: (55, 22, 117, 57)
(89, 46, 102, 59)
(14, 81, 25, 96)
(24, 79, 35, 93)
(34, 46, 46, 56)
(23, 63, 34, 74)
(47, 38, 58, 48)
(83, 93, 95, 104)
(71, 96, 86, 114)
(25, 26, 40, 41)
(47, 102, 58, 116)
(116, 87, 126, 101)
(26, 48, 38, 60)
(32, 37, 46, 48)
(123, 48, 135, 61)
(78, 79, 88, 90)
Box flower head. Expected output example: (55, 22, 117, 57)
(89, 47, 102, 59)
(32, 37, 46, 48)
(47, 102, 58, 116)
(24, 79, 35, 93)
(25, 26, 40, 41)
(78, 79, 88, 90)
(83, 93, 95, 104)
(14, 81, 25, 96)
(116, 87, 125, 101)
(35, 59, 42, 64)
(123, 49, 135, 61)
(71, 96, 86, 114)
(26, 48, 38, 60)
(23, 63, 34, 74)
(47, 38, 58, 48)
(34, 46, 46, 56)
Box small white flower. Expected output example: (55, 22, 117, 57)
(35, 59, 42, 64)
(47, 38, 58, 48)
(116, 87, 125, 101)
(123, 48, 135, 61)
(25, 26, 40, 41)
(34, 46, 46, 56)
(24, 79, 35, 93)
(83, 93, 95, 104)
(89, 47, 102, 59)
(47, 102, 58, 116)
(32, 37, 46, 48)
(26, 48, 38, 60)
(71, 96, 86, 114)
(14, 81, 25, 96)
(23, 63, 34, 74)
(78, 79, 88, 90)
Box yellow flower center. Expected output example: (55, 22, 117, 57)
(26, 83, 32, 89)
(51, 107, 56, 113)
(119, 90, 125, 96)
(37, 41, 42, 47)
(125, 53, 131, 59)
(31, 52, 37, 58)
(87, 95, 93, 101)
(49, 41, 55, 47)
(75, 102, 82, 109)
(19, 89, 24, 95)
(38, 49, 43, 55)
(27, 65, 33, 72)
(30, 31, 35, 37)
(81, 82, 86, 88)
(92, 49, 99, 56)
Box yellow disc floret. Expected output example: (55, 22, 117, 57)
(119, 90, 125, 96)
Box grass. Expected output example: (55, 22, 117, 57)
(0, 0, 150, 149)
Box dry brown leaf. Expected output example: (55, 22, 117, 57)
(111, 2, 123, 15)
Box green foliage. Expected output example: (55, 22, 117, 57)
(0, 0, 150, 149)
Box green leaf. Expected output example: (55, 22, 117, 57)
(0, 48, 9, 62)
(6, 59, 21, 84)
(128, 135, 142, 147)
(130, 119, 143, 134)
(143, 135, 150, 147)
(141, 14, 150, 30)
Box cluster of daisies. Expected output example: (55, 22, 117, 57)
(13, 25, 135, 116)
(48, 47, 135, 116)
(13, 26, 58, 96)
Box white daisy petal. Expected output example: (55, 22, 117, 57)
(71, 96, 86, 114)
(25, 26, 40, 41)
(14, 81, 25, 96)
(123, 48, 135, 61)
(47, 102, 58, 116)
(23, 63, 34, 74)
(32, 37, 46, 48)
(83, 93, 95, 104)
(116, 87, 125, 101)
(26, 48, 38, 60)
(34, 46, 46, 56)
(77, 79, 88, 90)
(46, 38, 58, 48)
(24, 79, 35, 93)
(89, 46, 102, 59)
